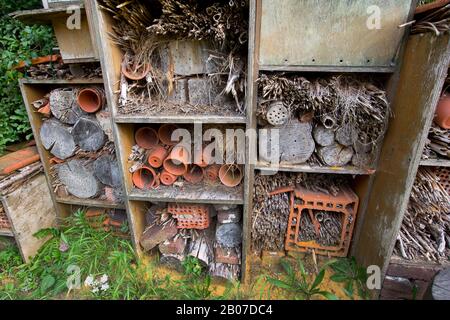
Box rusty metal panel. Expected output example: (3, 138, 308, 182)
(259, 0, 413, 69)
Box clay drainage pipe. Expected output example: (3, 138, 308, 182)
(135, 127, 159, 149)
(163, 146, 190, 176)
(183, 164, 204, 184)
(77, 87, 104, 113)
(160, 169, 177, 186)
(219, 164, 243, 188)
(148, 145, 169, 168)
(204, 165, 220, 182)
(132, 166, 157, 189)
(158, 124, 179, 146)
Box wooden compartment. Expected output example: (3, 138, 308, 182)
(19, 79, 124, 221)
(258, 0, 414, 72)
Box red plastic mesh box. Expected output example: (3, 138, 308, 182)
(168, 203, 210, 230)
(285, 186, 359, 257)
(436, 167, 450, 195)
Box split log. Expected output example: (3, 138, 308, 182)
(57, 159, 100, 198)
(313, 125, 335, 147)
(318, 143, 354, 167)
(352, 152, 373, 168)
(49, 88, 85, 124)
(280, 121, 315, 163)
(0, 162, 42, 193)
(188, 225, 215, 267)
(40, 119, 76, 160)
(160, 254, 184, 272)
(140, 221, 178, 252)
(72, 117, 106, 152)
(93, 155, 121, 187)
(209, 263, 240, 281)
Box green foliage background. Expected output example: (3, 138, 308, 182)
(0, 0, 56, 152)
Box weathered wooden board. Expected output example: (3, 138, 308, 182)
(259, 0, 413, 69)
(1, 174, 56, 263)
(352, 33, 450, 296)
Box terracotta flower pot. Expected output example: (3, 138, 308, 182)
(77, 87, 104, 113)
(160, 169, 178, 186)
(219, 164, 243, 187)
(121, 55, 151, 81)
(158, 124, 179, 146)
(135, 127, 159, 149)
(163, 146, 190, 176)
(435, 95, 450, 129)
(204, 165, 220, 182)
(132, 166, 157, 189)
(147, 145, 169, 168)
(37, 103, 51, 116)
(183, 164, 204, 184)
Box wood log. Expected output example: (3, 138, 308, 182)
(209, 263, 240, 281)
(432, 268, 450, 300)
(318, 143, 354, 167)
(0, 162, 42, 193)
(40, 119, 76, 160)
(160, 254, 185, 272)
(57, 159, 100, 198)
(93, 155, 121, 187)
(336, 125, 354, 147)
(72, 117, 106, 152)
(280, 121, 315, 163)
(313, 125, 335, 147)
(49, 88, 85, 124)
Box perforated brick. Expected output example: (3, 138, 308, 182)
(168, 203, 210, 230)
(285, 186, 359, 257)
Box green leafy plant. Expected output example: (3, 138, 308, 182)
(329, 257, 369, 299)
(266, 258, 338, 300)
(182, 256, 204, 278)
(0, 2, 56, 152)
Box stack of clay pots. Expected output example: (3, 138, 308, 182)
(131, 124, 244, 189)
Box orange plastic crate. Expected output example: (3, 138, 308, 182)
(285, 186, 359, 257)
(168, 203, 210, 230)
(436, 167, 450, 195)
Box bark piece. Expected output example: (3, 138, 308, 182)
(214, 246, 240, 265)
(140, 223, 178, 252)
(96, 111, 114, 141)
(313, 125, 335, 147)
(188, 225, 215, 266)
(72, 117, 106, 152)
(209, 263, 240, 281)
(40, 119, 76, 160)
(49, 88, 85, 124)
(93, 155, 121, 187)
(57, 159, 100, 198)
(159, 236, 187, 255)
(318, 143, 354, 167)
(432, 268, 450, 300)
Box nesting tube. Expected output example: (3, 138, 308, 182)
(135, 127, 159, 149)
(77, 87, 104, 113)
(163, 146, 190, 176)
(132, 166, 157, 189)
(321, 115, 337, 129)
(160, 169, 177, 186)
(183, 164, 204, 184)
(205, 165, 220, 182)
(219, 165, 243, 187)
(158, 124, 179, 146)
(147, 145, 169, 168)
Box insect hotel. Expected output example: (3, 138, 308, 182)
(6, 0, 450, 298)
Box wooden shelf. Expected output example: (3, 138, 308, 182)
(55, 196, 125, 209)
(258, 64, 396, 73)
(255, 161, 375, 175)
(20, 78, 103, 85)
(390, 256, 450, 268)
(10, 5, 85, 24)
(115, 114, 246, 124)
(420, 158, 450, 167)
(0, 229, 14, 237)
(128, 183, 244, 205)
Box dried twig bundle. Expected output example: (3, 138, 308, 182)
(257, 73, 389, 149)
(394, 167, 450, 262)
(422, 122, 450, 160)
(412, 4, 450, 35)
(251, 172, 350, 253)
(99, 0, 156, 31)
